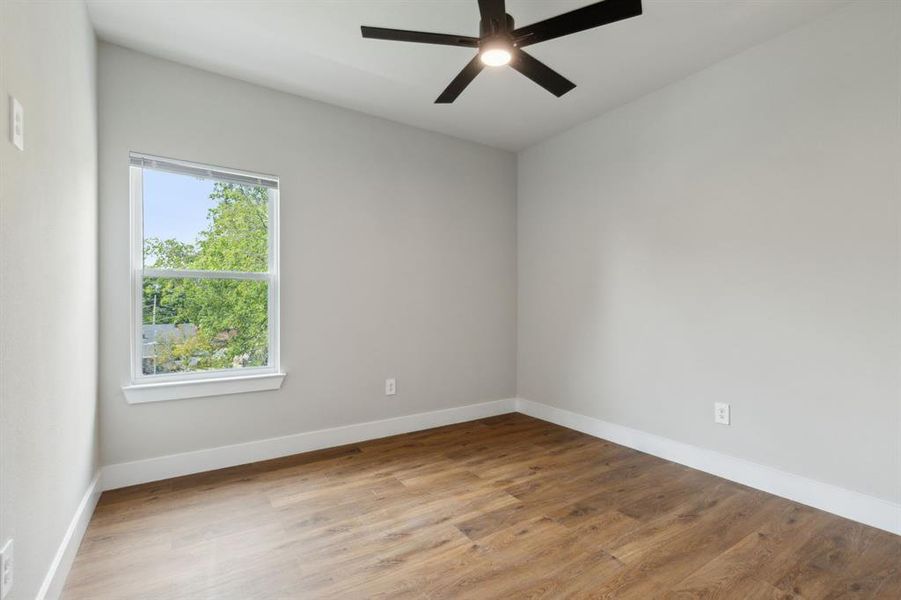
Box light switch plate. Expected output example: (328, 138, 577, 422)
(1, 538, 13, 599)
(10, 97, 23, 151)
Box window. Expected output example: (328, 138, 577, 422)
(125, 153, 283, 403)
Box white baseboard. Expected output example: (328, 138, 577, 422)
(102, 398, 517, 490)
(97, 396, 899, 535)
(516, 398, 901, 535)
(36, 471, 102, 600)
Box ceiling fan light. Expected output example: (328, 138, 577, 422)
(480, 47, 512, 67)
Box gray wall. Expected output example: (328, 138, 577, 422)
(518, 0, 900, 503)
(98, 44, 517, 465)
(0, 2, 99, 599)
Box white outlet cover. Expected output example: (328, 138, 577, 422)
(714, 402, 731, 425)
(1, 538, 13, 600)
(385, 378, 396, 396)
(10, 97, 23, 151)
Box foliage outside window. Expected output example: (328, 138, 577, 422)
(130, 154, 279, 382)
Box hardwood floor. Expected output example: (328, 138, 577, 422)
(63, 414, 900, 599)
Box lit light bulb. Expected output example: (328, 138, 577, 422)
(480, 47, 512, 67)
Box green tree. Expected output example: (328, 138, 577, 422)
(142, 182, 270, 374)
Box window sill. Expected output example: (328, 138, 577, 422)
(123, 372, 286, 404)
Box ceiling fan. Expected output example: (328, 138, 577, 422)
(361, 0, 643, 103)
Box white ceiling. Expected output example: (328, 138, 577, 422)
(86, 0, 846, 151)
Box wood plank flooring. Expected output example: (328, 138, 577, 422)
(63, 414, 900, 599)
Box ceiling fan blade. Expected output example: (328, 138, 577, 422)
(435, 55, 485, 103)
(478, 0, 507, 32)
(510, 49, 576, 97)
(361, 26, 479, 47)
(512, 0, 642, 48)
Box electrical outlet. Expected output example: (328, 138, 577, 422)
(1, 539, 13, 599)
(714, 402, 730, 425)
(385, 378, 396, 396)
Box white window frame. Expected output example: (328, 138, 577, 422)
(123, 153, 283, 403)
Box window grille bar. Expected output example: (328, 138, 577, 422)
(142, 268, 270, 281)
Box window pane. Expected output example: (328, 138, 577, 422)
(142, 169, 269, 272)
(142, 277, 269, 375)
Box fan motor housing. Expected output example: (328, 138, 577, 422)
(480, 13, 515, 39)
